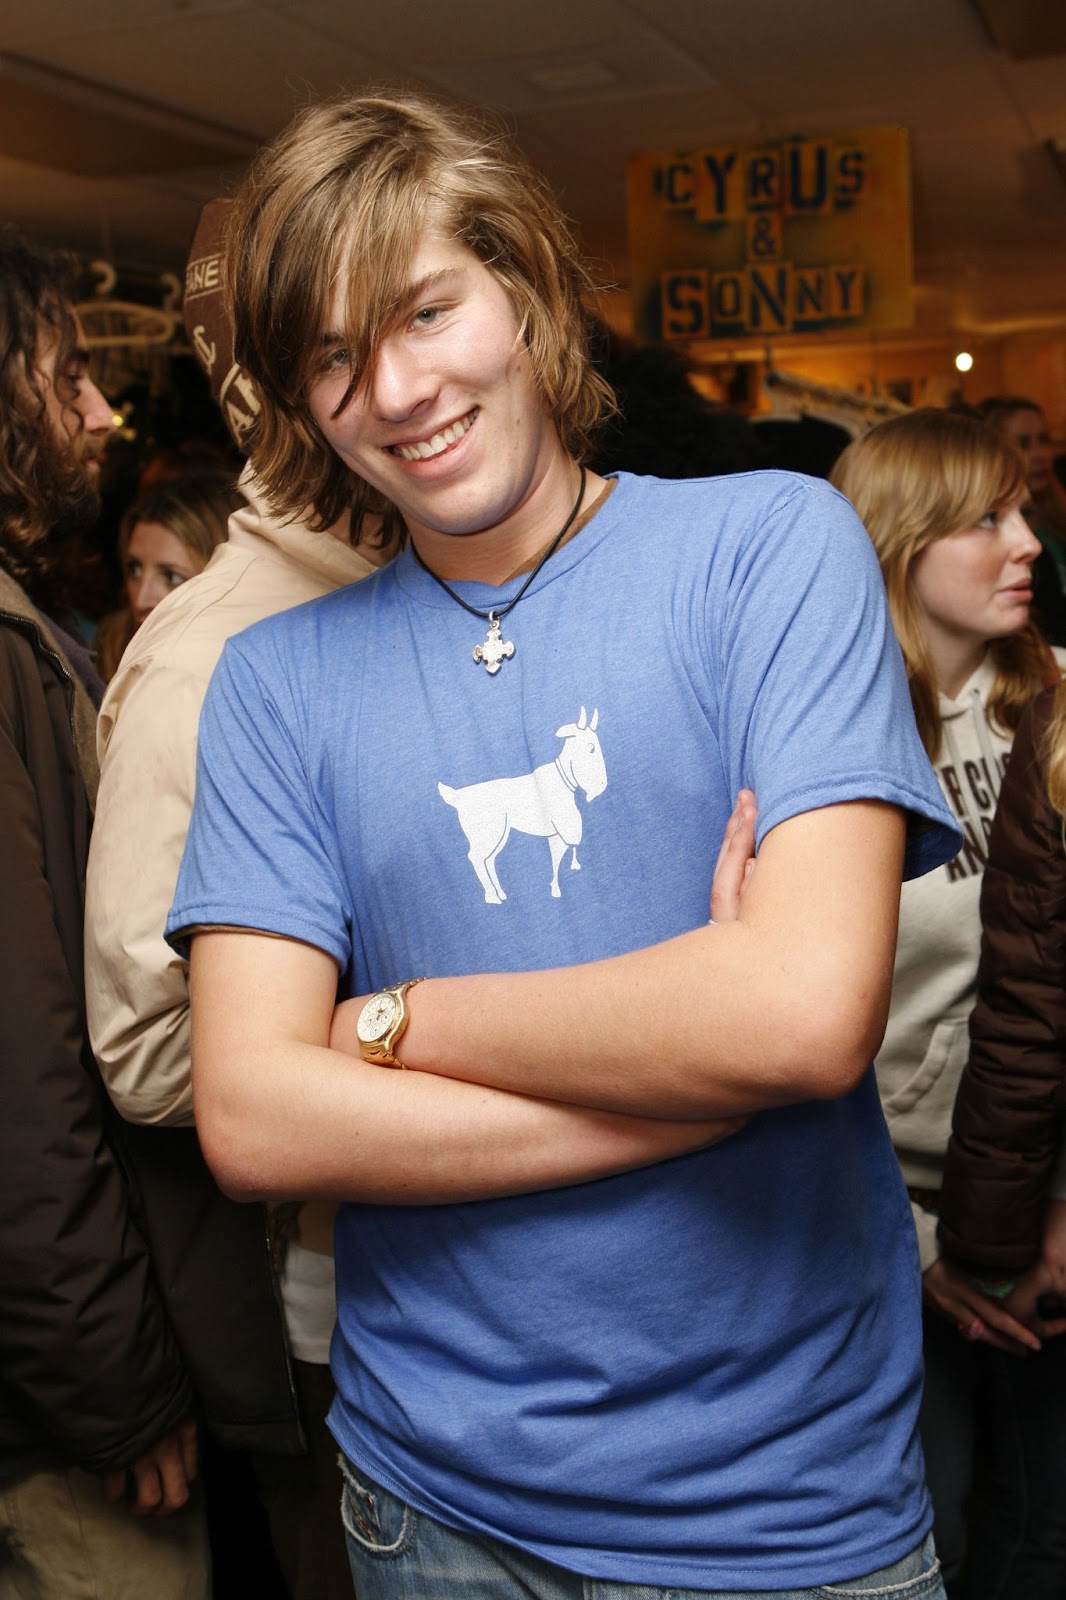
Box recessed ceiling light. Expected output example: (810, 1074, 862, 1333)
(525, 62, 618, 94)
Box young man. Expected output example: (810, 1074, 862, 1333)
(169, 94, 960, 1599)
(0, 230, 207, 1598)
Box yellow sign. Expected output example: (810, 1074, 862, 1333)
(626, 126, 912, 343)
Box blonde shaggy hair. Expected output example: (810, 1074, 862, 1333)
(830, 408, 1050, 760)
(224, 90, 614, 539)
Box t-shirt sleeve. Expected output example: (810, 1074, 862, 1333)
(714, 477, 960, 880)
(166, 632, 352, 966)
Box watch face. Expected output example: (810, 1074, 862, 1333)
(358, 992, 399, 1043)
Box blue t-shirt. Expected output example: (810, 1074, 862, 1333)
(169, 471, 960, 1588)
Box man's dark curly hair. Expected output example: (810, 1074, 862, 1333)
(0, 228, 89, 586)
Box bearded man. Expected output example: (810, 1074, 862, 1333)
(0, 229, 207, 1600)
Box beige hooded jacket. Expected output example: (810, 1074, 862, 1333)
(85, 468, 377, 1132)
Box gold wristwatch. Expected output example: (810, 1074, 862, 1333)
(355, 979, 424, 1067)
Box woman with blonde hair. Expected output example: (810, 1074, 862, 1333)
(96, 470, 242, 680)
(831, 407, 1057, 1598)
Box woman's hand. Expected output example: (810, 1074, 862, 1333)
(1003, 1199, 1066, 1340)
(710, 789, 757, 925)
(923, 1256, 1041, 1355)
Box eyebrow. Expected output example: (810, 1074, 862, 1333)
(319, 266, 469, 347)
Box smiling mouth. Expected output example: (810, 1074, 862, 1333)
(389, 407, 478, 461)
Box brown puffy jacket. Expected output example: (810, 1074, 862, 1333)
(0, 569, 193, 1478)
(938, 687, 1066, 1272)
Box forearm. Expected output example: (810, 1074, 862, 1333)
(339, 803, 904, 1119)
(195, 1032, 736, 1204)
(191, 928, 738, 1202)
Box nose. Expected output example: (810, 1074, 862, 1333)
(76, 374, 116, 439)
(129, 570, 167, 625)
(1004, 506, 1042, 563)
(368, 335, 436, 423)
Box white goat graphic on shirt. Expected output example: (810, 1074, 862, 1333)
(438, 708, 607, 903)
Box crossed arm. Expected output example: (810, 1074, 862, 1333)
(189, 797, 904, 1204)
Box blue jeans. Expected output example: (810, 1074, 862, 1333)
(339, 1457, 946, 1599)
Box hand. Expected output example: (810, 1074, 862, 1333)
(1000, 1200, 1066, 1341)
(710, 789, 757, 925)
(923, 1257, 1040, 1356)
(1004, 1261, 1066, 1343)
(103, 1415, 198, 1516)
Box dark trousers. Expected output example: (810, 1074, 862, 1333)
(920, 1309, 1066, 1600)
(253, 1359, 353, 1600)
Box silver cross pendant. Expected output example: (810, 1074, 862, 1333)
(472, 613, 515, 675)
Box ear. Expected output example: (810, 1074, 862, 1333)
(555, 722, 578, 739)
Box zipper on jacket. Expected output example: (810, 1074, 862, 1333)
(0, 608, 79, 742)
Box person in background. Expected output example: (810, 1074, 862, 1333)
(584, 321, 765, 479)
(95, 471, 242, 680)
(86, 197, 386, 1600)
(831, 407, 1059, 1599)
(980, 395, 1066, 644)
(0, 228, 207, 1598)
(936, 677, 1066, 1600)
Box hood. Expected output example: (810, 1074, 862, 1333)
(937, 653, 1005, 828)
(227, 464, 380, 589)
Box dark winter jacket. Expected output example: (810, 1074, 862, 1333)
(0, 567, 193, 1478)
(938, 686, 1066, 1272)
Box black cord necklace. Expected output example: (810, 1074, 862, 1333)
(411, 465, 587, 675)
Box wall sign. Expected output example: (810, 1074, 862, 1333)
(626, 125, 912, 343)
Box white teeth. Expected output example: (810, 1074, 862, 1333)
(392, 408, 477, 461)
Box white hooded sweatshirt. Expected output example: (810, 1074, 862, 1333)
(875, 654, 1014, 1271)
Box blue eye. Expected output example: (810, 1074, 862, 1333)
(975, 511, 997, 531)
(413, 306, 440, 326)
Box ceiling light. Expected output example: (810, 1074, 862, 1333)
(525, 62, 618, 94)
(955, 351, 974, 372)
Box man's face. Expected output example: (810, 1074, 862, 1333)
(307, 230, 560, 549)
(999, 406, 1054, 497)
(34, 313, 114, 490)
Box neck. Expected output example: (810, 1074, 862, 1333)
(408, 452, 607, 585)
(927, 631, 988, 700)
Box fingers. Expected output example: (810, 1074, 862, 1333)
(971, 1299, 1041, 1353)
(128, 1435, 192, 1516)
(129, 1457, 164, 1516)
(710, 790, 758, 925)
(1031, 1315, 1066, 1343)
(924, 1258, 1041, 1354)
(151, 1435, 192, 1513)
